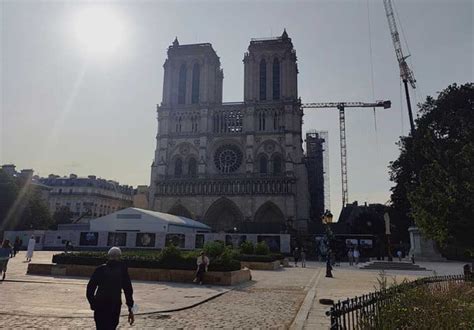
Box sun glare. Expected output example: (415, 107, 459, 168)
(73, 7, 125, 56)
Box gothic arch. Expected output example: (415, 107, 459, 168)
(255, 201, 285, 223)
(271, 153, 283, 174)
(174, 157, 183, 177)
(187, 157, 197, 177)
(253, 201, 285, 233)
(178, 64, 187, 104)
(170, 142, 199, 160)
(254, 139, 283, 157)
(259, 58, 267, 101)
(204, 197, 244, 232)
(272, 57, 280, 100)
(258, 154, 268, 174)
(168, 203, 193, 219)
(191, 63, 200, 104)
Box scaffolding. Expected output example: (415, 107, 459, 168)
(305, 130, 330, 221)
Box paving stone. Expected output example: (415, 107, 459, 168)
(1, 251, 318, 329)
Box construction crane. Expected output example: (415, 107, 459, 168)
(383, 0, 416, 134)
(301, 100, 391, 207)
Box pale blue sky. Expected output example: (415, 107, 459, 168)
(1, 0, 472, 216)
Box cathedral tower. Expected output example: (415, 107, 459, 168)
(150, 31, 310, 233)
(161, 38, 223, 106)
(243, 29, 298, 102)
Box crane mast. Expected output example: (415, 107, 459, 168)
(301, 100, 391, 208)
(383, 0, 416, 134)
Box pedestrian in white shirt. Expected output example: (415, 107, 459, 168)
(194, 251, 210, 285)
(347, 248, 354, 266)
(25, 236, 36, 262)
(353, 248, 360, 265)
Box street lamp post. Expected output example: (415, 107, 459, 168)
(322, 210, 334, 278)
(384, 212, 393, 262)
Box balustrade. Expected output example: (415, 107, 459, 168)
(155, 176, 294, 196)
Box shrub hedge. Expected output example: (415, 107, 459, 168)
(254, 241, 270, 255)
(240, 241, 255, 254)
(52, 246, 241, 272)
(52, 243, 285, 272)
(235, 254, 282, 262)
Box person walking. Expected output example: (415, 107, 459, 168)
(0, 240, 12, 281)
(397, 250, 402, 262)
(25, 236, 36, 262)
(7, 239, 14, 258)
(347, 248, 354, 266)
(65, 240, 74, 253)
(353, 247, 360, 265)
(194, 251, 210, 285)
(13, 237, 21, 257)
(301, 249, 306, 268)
(293, 247, 300, 267)
(325, 250, 333, 278)
(86, 247, 134, 330)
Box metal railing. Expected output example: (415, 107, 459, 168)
(327, 274, 473, 330)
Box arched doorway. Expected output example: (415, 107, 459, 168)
(168, 204, 193, 219)
(252, 201, 285, 233)
(204, 198, 244, 232)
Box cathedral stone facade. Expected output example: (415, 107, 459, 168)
(149, 30, 310, 233)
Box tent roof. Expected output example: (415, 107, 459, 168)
(90, 207, 211, 230)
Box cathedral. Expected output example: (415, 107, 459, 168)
(149, 30, 310, 233)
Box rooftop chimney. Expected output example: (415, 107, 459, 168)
(1, 164, 16, 176)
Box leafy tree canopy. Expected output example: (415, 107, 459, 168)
(389, 83, 473, 248)
(52, 206, 74, 227)
(0, 170, 53, 231)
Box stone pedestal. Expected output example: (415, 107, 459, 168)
(408, 226, 445, 261)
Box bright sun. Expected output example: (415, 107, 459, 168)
(73, 7, 124, 56)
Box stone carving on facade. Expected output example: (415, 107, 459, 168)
(263, 140, 275, 154)
(179, 143, 190, 155)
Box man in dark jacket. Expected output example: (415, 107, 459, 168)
(86, 247, 134, 329)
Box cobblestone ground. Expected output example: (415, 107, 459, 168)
(0, 286, 305, 329)
(0, 283, 306, 329)
(1, 252, 318, 329)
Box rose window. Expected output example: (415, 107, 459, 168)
(214, 144, 243, 173)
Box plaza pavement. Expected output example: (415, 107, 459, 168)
(0, 251, 466, 329)
(298, 260, 467, 329)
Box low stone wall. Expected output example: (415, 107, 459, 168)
(27, 263, 251, 286)
(240, 260, 281, 270)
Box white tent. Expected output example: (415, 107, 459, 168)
(89, 207, 211, 233)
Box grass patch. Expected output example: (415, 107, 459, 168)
(361, 277, 474, 329)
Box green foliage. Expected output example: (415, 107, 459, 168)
(0, 170, 53, 231)
(240, 240, 254, 254)
(254, 241, 270, 255)
(235, 254, 281, 262)
(0, 170, 19, 228)
(52, 206, 74, 228)
(389, 83, 474, 248)
(160, 245, 181, 261)
(370, 282, 474, 329)
(52, 247, 242, 272)
(203, 240, 225, 258)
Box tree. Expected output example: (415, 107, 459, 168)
(0, 170, 53, 231)
(52, 206, 74, 228)
(0, 170, 19, 229)
(389, 83, 474, 249)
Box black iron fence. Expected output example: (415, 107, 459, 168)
(326, 274, 473, 330)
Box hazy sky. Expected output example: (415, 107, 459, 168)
(1, 0, 472, 216)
